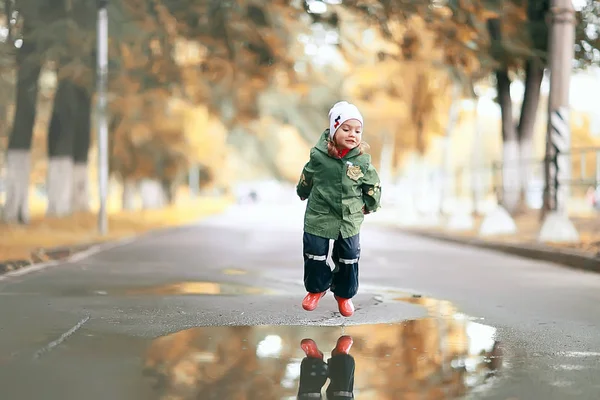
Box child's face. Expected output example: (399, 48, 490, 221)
(334, 119, 362, 150)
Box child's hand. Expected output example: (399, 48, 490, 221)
(362, 206, 369, 214)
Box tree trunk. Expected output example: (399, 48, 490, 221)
(0, 104, 7, 140)
(72, 86, 92, 212)
(139, 179, 166, 209)
(2, 16, 42, 224)
(439, 82, 461, 215)
(516, 58, 545, 211)
(46, 79, 77, 217)
(471, 94, 484, 217)
(496, 70, 520, 212)
(122, 179, 137, 210)
(162, 180, 177, 205)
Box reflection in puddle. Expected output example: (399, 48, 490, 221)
(222, 268, 248, 276)
(126, 281, 275, 296)
(143, 298, 502, 399)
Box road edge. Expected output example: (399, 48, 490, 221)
(0, 202, 234, 278)
(401, 228, 600, 273)
(0, 236, 138, 280)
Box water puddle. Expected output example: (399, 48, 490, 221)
(142, 297, 503, 399)
(125, 281, 276, 296)
(59, 281, 276, 297)
(222, 268, 248, 276)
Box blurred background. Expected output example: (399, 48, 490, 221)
(0, 0, 599, 260)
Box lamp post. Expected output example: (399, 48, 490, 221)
(97, 0, 108, 235)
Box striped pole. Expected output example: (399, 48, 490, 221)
(543, 0, 575, 216)
(550, 106, 570, 212)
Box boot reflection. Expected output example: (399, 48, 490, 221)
(297, 339, 327, 399)
(297, 336, 355, 400)
(327, 335, 354, 400)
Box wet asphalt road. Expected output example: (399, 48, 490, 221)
(1, 202, 600, 399)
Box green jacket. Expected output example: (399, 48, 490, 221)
(296, 129, 382, 239)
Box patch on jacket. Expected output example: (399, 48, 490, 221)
(346, 164, 364, 181)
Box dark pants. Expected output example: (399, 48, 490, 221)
(303, 232, 360, 299)
(297, 354, 355, 399)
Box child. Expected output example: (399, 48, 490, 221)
(296, 101, 382, 317)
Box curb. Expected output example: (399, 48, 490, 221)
(0, 236, 137, 279)
(0, 203, 232, 279)
(401, 229, 600, 273)
(0, 243, 96, 275)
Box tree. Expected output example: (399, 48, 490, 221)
(42, 0, 96, 216)
(106, 0, 331, 204)
(348, 0, 599, 215)
(2, 0, 45, 223)
(484, 1, 549, 213)
(573, 0, 600, 69)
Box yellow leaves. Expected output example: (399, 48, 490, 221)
(275, 124, 312, 182)
(180, 104, 227, 168)
(130, 123, 153, 146)
(259, 31, 285, 57)
(174, 38, 208, 66)
(431, 6, 453, 20)
(152, 0, 178, 39)
(119, 43, 143, 70)
(401, 29, 420, 59)
(479, 9, 500, 20)
(182, 104, 209, 152)
(149, 39, 162, 56)
(458, 0, 481, 15)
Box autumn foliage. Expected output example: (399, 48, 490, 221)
(0, 0, 598, 218)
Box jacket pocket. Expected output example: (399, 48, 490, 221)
(308, 187, 330, 214)
(348, 201, 363, 215)
(308, 198, 330, 214)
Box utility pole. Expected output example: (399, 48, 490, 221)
(539, 0, 579, 243)
(97, 0, 109, 235)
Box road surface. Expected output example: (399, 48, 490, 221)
(1, 203, 600, 399)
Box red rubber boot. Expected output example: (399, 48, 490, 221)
(331, 335, 354, 356)
(302, 291, 326, 311)
(334, 295, 354, 317)
(301, 338, 324, 360)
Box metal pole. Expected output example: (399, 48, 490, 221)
(97, 0, 109, 235)
(542, 0, 575, 216)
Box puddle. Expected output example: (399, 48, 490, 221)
(142, 303, 503, 399)
(58, 281, 276, 297)
(222, 268, 248, 276)
(125, 281, 276, 296)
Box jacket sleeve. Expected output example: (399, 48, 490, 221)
(296, 149, 316, 200)
(361, 164, 381, 213)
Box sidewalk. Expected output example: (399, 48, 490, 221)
(0, 195, 232, 275)
(407, 212, 600, 272)
(367, 205, 600, 272)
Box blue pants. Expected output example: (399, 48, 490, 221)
(303, 232, 360, 299)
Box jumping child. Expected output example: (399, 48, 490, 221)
(296, 101, 382, 317)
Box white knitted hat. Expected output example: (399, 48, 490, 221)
(328, 101, 364, 140)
